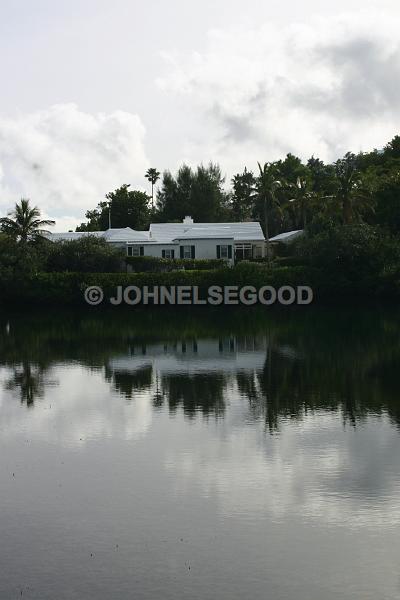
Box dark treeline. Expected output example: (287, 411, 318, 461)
(76, 135, 400, 239)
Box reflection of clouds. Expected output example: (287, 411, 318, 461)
(0, 365, 152, 447)
(165, 409, 400, 529)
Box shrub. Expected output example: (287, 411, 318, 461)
(0, 234, 47, 278)
(295, 224, 400, 276)
(45, 237, 123, 273)
(126, 256, 225, 272)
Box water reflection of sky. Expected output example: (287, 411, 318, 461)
(1, 339, 399, 530)
(1, 313, 400, 599)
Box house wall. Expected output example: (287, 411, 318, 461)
(176, 238, 235, 264)
(108, 242, 129, 250)
(126, 238, 235, 263)
(140, 243, 179, 258)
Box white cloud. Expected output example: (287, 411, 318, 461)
(0, 104, 150, 231)
(158, 11, 400, 173)
(0, 365, 153, 446)
(165, 410, 400, 529)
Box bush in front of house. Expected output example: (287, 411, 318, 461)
(0, 264, 321, 306)
(44, 237, 124, 273)
(126, 256, 226, 272)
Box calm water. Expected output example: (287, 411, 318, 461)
(0, 307, 400, 599)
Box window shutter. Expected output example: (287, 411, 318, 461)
(171, 250, 175, 259)
(140, 246, 144, 256)
(228, 245, 232, 259)
(162, 250, 166, 258)
(216, 245, 221, 259)
(191, 245, 195, 259)
(180, 246, 184, 259)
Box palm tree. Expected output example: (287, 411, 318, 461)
(332, 153, 372, 224)
(145, 168, 161, 209)
(288, 176, 316, 229)
(0, 198, 55, 242)
(256, 162, 282, 261)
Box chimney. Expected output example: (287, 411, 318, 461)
(183, 216, 194, 225)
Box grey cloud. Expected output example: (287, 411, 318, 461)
(295, 37, 400, 118)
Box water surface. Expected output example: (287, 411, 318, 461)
(0, 307, 399, 599)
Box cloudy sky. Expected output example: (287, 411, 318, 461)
(1, 0, 399, 230)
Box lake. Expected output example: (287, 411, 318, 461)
(0, 307, 399, 599)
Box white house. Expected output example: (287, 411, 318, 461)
(50, 216, 266, 264)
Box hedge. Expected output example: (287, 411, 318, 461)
(125, 255, 225, 272)
(1, 263, 399, 306)
(0, 265, 318, 305)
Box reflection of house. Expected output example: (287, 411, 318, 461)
(50, 217, 265, 264)
(107, 338, 268, 377)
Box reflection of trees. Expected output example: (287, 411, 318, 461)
(4, 361, 56, 406)
(159, 373, 226, 419)
(105, 366, 153, 400)
(237, 325, 400, 431)
(1, 307, 400, 428)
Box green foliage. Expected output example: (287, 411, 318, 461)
(77, 185, 150, 231)
(0, 198, 55, 242)
(126, 256, 225, 272)
(45, 237, 123, 273)
(294, 224, 400, 292)
(145, 167, 161, 209)
(0, 234, 52, 281)
(231, 168, 256, 221)
(156, 163, 227, 222)
(374, 175, 400, 234)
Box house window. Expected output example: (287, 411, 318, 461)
(220, 245, 229, 259)
(127, 246, 144, 257)
(234, 244, 253, 261)
(162, 249, 175, 259)
(217, 244, 232, 260)
(183, 245, 192, 259)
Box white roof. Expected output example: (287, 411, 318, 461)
(49, 231, 105, 241)
(150, 222, 265, 243)
(103, 228, 150, 242)
(49, 228, 149, 243)
(49, 222, 265, 245)
(269, 230, 303, 243)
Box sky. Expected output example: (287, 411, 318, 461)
(1, 0, 400, 230)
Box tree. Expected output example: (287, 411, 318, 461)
(191, 163, 226, 222)
(277, 153, 308, 185)
(384, 135, 400, 159)
(255, 162, 282, 259)
(231, 168, 256, 221)
(156, 163, 226, 222)
(156, 166, 191, 221)
(76, 185, 151, 231)
(374, 174, 400, 234)
(0, 198, 55, 242)
(335, 153, 371, 224)
(288, 176, 317, 229)
(307, 157, 336, 194)
(145, 168, 161, 209)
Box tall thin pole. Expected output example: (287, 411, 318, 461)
(108, 202, 111, 229)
